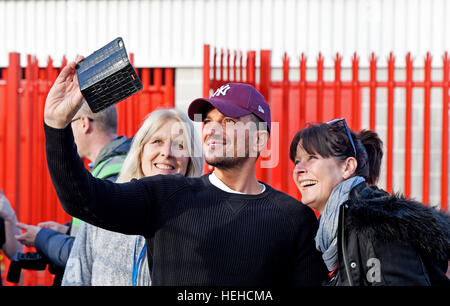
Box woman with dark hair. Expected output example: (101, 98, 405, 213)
(290, 118, 450, 286)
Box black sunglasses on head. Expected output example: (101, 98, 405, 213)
(326, 118, 357, 157)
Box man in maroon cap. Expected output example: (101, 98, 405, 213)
(43, 59, 327, 286)
(188, 83, 271, 195)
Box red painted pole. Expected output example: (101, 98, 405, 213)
(46, 57, 58, 222)
(259, 50, 271, 105)
(153, 69, 163, 112)
(18, 55, 33, 223)
(316, 53, 324, 122)
(233, 50, 237, 82)
(369, 53, 377, 131)
(404, 53, 413, 198)
(299, 53, 307, 130)
(239, 51, 243, 82)
(29, 56, 38, 225)
(441, 52, 448, 211)
(203, 44, 210, 98)
(351, 52, 360, 130)
(247, 51, 256, 85)
(280, 53, 290, 193)
(140, 68, 151, 120)
(220, 49, 224, 81)
(386, 52, 395, 194)
(423, 52, 431, 205)
(227, 49, 230, 82)
(165, 68, 175, 107)
(213, 47, 217, 85)
(0, 60, 6, 192)
(5, 53, 21, 210)
(334, 53, 342, 118)
(31, 57, 40, 227)
(256, 50, 271, 184)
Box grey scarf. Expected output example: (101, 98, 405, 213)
(315, 176, 365, 271)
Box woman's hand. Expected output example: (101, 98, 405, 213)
(38, 221, 69, 234)
(15, 222, 41, 247)
(44, 56, 85, 129)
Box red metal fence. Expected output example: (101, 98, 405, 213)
(0, 52, 174, 286)
(203, 44, 449, 212)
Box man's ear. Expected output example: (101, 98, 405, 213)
(342, 157, 358, 180)
(80, 116, 93, 134)
(254, 129, 269, 154)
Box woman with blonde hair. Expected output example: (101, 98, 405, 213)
(62, 108, 203, 286)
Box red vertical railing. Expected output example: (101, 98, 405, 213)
(386, 53, 395, 194)
(405, 53, 413, 198)
(316, 53, 324, 122)
(279, 53, 290, 192)
(369, 53, 377, 131)
(203, 44, 450, 211)
(423, 52, 432, 205)
(334, 53, 342, 118)
(351, 53, 360, 130)
(0, 52, 175, 286)
(256, 50, 271, 184)
(5, 53, 20, 214)
(441, 53, 449, 211)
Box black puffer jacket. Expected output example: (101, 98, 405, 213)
(329, 182, 450, 286)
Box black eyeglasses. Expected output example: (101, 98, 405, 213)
(70, 117, 94, 124)
(326, 118, 356, 157)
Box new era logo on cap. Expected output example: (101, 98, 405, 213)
(188, 83, 271, 132)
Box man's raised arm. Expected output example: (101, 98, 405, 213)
(43, 58, 151, 237)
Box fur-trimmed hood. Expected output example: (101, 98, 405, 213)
(346, 183, 450, 264)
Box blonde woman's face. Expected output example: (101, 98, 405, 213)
(141, 119, 190, 177)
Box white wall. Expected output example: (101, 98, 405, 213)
(1, 0, 449, 68)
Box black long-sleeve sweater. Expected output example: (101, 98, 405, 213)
(44, 122, 328, 286)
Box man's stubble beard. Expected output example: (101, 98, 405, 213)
(206, 155, 248, 170)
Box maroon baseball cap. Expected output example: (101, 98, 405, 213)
(188, 83, 271, 132)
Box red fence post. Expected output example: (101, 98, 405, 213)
(256, 50, 271, 184)
(299, 53, 307, 129)
(203, 45, 210, 98)
(18, 55, 33, 224)
(239, 51, 243, 82)
(280, 53, 290, 193)
(351, 53, 360, 130)
(4, 52, 21, 211)
(369, 53, 377, 131)
(334, 53, 342, 118)
(441, 52, 449, 211)
(423, 52, 432, 205)
(226, 50, 231, 82)
(0, 65, 5, 191)
(220, 49, 224, 81)
(405, 53, 413, 198)
(316, 53, 324, 122)
(165, 68, 175, 107)
(247, 51, 256, 85)
(386, 52, 395, 194)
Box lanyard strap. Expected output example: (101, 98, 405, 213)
(132, 238, 147, 286)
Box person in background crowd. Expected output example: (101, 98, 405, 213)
(62, 108, 203, 286)
(15, 102, 132, 285)
(290, 118, 450, 286)
(0, 191, 24, 286)
(42, 57, 328, 286)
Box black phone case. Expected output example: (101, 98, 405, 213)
(76, 37, 142, 113)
